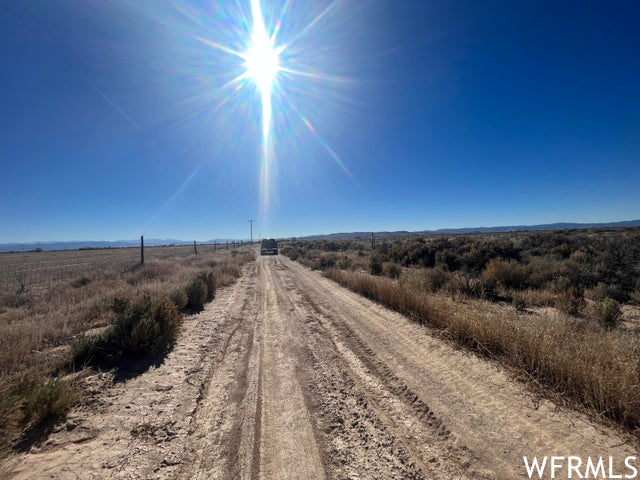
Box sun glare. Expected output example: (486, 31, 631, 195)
(243, 18, 280, 98)
(239, 0, 282, 215)
(191, 0, 352, 227)
(239, 0, 284, 152)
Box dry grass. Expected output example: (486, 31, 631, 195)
(500, 287, 556, 307)
(0, 243, 237, 294)
(324, 268, 640, 432)
(0, 374, 77, 452)
(0, 247, 253, 453)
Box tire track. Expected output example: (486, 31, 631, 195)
(282, 256, 637, 479)
(179, 262, 262, 480)
(264, 257, 470, 479)
(255, 259, 326, 479)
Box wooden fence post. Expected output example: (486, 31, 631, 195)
(140, 235, 145, 265)
(194, 240, 198, 255)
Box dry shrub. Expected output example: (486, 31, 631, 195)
(586, 283, 609, 302)
(556, 287, 586, 316)
(369, 256, 383, 276)
(446, 272, 495, 299)
(324, 268, 640, 431)
(217, 262, 241, 280)
(70, 276, 91, 288)
(482, 258, 532, 289)
(512, 295, 527, 312)
(71, 335, 102, 366)
(382, 262, 402, 279)
(75, 295, 181, 362)
(504, 287, 556, 307)
(631, 288, 640, 306)
(420, 267, 449, 293)
(197, 271, 216, 301)
(0, 374, 77, 452)
(591, 298, 623, 330)
(170, 289, 189, 311)
(186, 278, 208, 311)
(110, 296, 181, 355)
(0, 292, 31, 309)
(316, 253, 338, 271)
(125, 262, 174, 285)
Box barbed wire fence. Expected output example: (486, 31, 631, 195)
(0, 240, 251, 294)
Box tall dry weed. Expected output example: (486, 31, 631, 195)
(324, 268, 640, 431)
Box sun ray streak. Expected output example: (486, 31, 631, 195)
(89, 82, 139, 128)
(279, 67, 353, 84)
(193, 35, 245, 58)
(283, 95, 353, 179)
(281, 0, 338, 49)
(142, 166, 201, 229)
(216, 73, 250, 95)
(272, 0, 291, 40)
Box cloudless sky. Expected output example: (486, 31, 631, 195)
(1, 0, 639, 242)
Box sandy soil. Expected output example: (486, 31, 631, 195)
(2, 255, 637, 479)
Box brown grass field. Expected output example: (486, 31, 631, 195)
(0, 244, 253, 453)
(0, 243, 241, 294)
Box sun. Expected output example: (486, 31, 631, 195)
(192, 0, 352, 221)
(243, 28, 280, 97)
(242, 0, 281, 100)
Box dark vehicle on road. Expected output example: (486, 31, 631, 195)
(260, 238, 278, 255)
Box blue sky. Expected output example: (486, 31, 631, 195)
(1, 0, 639, 242)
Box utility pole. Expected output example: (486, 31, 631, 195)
(248, 219, 255, 244)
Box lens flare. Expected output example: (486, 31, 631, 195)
(240, 0, 283, 220)
(243, 0, 281, 105)
(131, 0, 359, 234)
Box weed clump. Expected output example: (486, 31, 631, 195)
(197, 271, 216, 302)
(186, 278, 208, 311)
(111, 296, 180, 355)
(482, 258, 532, 289)
(170, 289, 189, 311)
(70, 276, 91, 288)
(0, 375, 77, 452)
(383, 262, 402, 279)
(74, 295, 181, 365)
(512, 295, 527, 313)
(421, 267, 449, 293)
(369, 256, 383, 276)
(556, 287, 586, 316)
(592, 298, 623, 330)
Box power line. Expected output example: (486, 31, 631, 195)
(248, 219, 255, 244)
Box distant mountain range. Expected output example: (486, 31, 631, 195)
(1, 220, 639, 252)
(298, 220, 640, 241)
(0, 238, 243, 253)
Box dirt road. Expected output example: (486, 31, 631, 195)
(4, 255, 637, 479)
